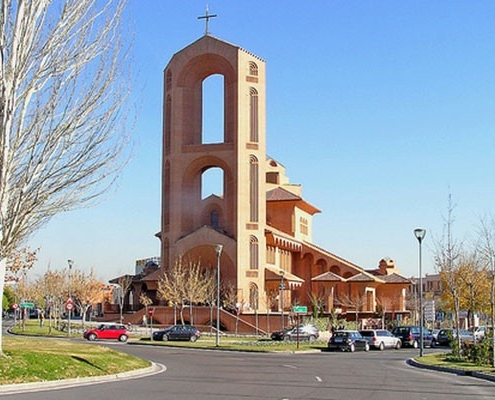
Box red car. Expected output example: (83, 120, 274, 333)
(83, 323, 129, 342)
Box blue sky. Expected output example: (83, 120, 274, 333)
(28, 1, 495, 282)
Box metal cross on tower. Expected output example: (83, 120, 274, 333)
(198, 6, 217, 35)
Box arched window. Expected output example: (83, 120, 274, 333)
(202, 74, 224, 144)
(249, 61, 258, 76)
(249, 283, 259, 310)
(165, 95, 171, 151)
(249, 88, 258, 142)
(250, 235, 259, 270)
(201, 167, 224, 199)
(166, 69, 172, 90)
(164, 161, 171, 225)
(210, 210, 219, 228)
(249, 155, 259, 222)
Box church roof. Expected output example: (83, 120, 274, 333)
(266, 187, 321, 214)
(267, 187, 301, 201)
(312, 271, 344, 282)
(368, 271, 412, 284)
(346, 273, 385, 283)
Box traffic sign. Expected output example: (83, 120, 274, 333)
(19, 302, 34, 308)
(293, 306, 308, 313)
(66, 302, 74, 311)
(12, 303, 18, 310)
(148, 307, 155, 316)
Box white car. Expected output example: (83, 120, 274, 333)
(359, 329, 402, 350)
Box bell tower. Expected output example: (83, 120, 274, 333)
(160, 33, 267, 308)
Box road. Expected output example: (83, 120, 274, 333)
(2, 342, 495, 399)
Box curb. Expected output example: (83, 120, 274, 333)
(0, 362, 166, 395)
(407, 358, 495, 383)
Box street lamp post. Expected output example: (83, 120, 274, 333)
(280, 270, 285, 331)
(68, 259, 74, 336)
(214, 244, 223, 347)
(414, 228, 426, 357)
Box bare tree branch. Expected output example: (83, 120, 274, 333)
(0, 0, 132, 356)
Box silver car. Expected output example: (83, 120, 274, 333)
(359, 329, 402, 350)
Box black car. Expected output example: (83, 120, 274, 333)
(152, 325, 201, 342)
(391, 326, 435, 348)
(435, 328, 472, 346)
(327, 330, 370, 352)
(270, 325, 319, 342)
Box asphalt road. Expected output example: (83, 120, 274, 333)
(2, 341, 495, 400)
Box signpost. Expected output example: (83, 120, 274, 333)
(292, 306, 308, 348)
(66, 297, 74, 336)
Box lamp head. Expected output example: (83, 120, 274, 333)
(414, 228, 426, 243)
(214, 244, 223, 256)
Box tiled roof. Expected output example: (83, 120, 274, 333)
(266, 187, 301, 201)
(346, 273, 378, 283)
(379, 273, 413, 284)
(312, 271, 344, 282)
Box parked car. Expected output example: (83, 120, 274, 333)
(435, 328, 472, 346)
(359, 329, 402, 350)
(152, 325, 201, 342)
(391, 326, 435, 348)
(271, 324, 319, 342)
(471, 326, 493, 341)
(328, 330, 370, 352)
(83, 323, 129, 342)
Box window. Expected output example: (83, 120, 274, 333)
(249, 88, 258, 142)
(210, 210, 219, 228)
(249, 61, 258, 76)
(250, 236, 259, 270)
(249, 155, 259, 222)
(202, 74, 224, 144)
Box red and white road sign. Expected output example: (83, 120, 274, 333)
(12, 303, 18, 310)
(65, 297, 74, 311)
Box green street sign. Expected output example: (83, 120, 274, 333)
(292, 306, 307, 313)
(20, 302, 35, 308)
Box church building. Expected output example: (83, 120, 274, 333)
(153, 22, 413, 327)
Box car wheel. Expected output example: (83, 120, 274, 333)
(430, 340, 435, 348)
(119, 334, 128, 342)
(190, 335, 198, 342)
(163, 335, 169, 341)
(395, 340, 402, 350)
(379, 342, 385, 351)
(350, 343, 355, 352)
(364, 343, 370, 352)
(88, 333, 97, 341)
(308, 335, 316, 343)
(412, 340, 418, 348)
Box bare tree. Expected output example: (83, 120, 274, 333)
(116, 275, 133, 323)
(434, 195, 463, 357)
(157, 257, 213, 325)
(477, 215, 495, 367)
(71, 268, 104, 327)
(0, 1, 132, 355)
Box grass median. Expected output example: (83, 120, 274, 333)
(1, 322, 150, 385)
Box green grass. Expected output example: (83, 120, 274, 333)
(1, 321, 150, 385)
(142, 335, 328, 352)
(417, 352, 495, 375)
